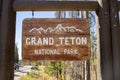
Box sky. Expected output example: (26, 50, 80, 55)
(15, 11, 57, 60)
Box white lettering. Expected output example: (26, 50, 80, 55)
(59, 37, 64, 45)
(37, 38, 43, 45)
(64, 49, 78, 54)
(70, 37, 75, 45)
(65, 37, 69, 45)
(76, 37, 81, 45)
(49, 37, 54, 45)
(31, 37, 36, 45)
(34, 49, 60, 55)
(43, 37, 48, 45)
(58, 37, 87, 45)
(25, 37, 87, 46)
(82, 37, 87, 45)
(26, 38, 30, 45)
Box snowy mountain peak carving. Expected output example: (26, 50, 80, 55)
(29, 24, 83, 34)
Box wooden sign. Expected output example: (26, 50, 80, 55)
(22, 18, 90, 61)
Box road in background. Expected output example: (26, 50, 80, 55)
(14, 66, 32, 80)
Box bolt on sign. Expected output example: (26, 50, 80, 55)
(22, 18, 90, 61)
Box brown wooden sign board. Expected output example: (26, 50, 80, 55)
(22, 18, 90, 61)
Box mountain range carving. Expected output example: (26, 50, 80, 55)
(29, 24, 83, 34)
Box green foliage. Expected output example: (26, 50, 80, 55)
(29, 61, 41, 66)
(44, 62, 57, 76)
(91, 58, 98, 66)
(18, 76, 36, 80)
(14, 44, 19, 63)
(19, 66, 41, 80)
(18, 66, 56, 80)
(44, 61, 66, 77)
(27, 70, 41, 79)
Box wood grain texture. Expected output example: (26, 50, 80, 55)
(118, 1, 120, 11)
(13, 0, 98, 11)
(22, 18, 90, 61)
(0, 0, 16, 80)
(97, 0, 114, 80)
(109, 0, 120, 80)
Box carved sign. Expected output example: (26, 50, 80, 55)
(22, 18, 90, 61)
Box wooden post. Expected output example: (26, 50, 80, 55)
(13, 0, 98, 11)
(96, 0, 113, 80)
(118, 1, 120, 11)
(0, 0, 2, 20)
(109, 0, 120, 80)
(0, 0, 16, 80)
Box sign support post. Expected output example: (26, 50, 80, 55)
(110, 0, 120, 80)
(0, 0, 16, 80)
(97, 0, 113, 80)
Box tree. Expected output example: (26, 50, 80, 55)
(44, 11, 100, 80)
(44, 61, 66, 80)
(14, 44, 19, 64)
(95, 13, 102, 80)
